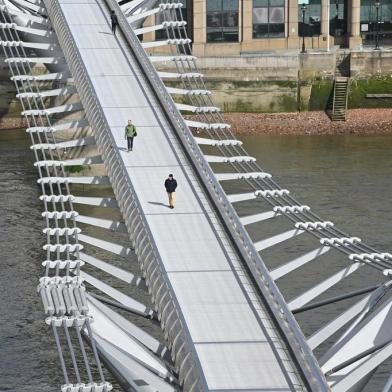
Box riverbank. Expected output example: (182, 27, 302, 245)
(2, 108, 391, 135)
(0, 117, 27, 130)
(218, 109, 392, 135)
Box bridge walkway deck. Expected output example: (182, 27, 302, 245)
(56, 0, 305, 390)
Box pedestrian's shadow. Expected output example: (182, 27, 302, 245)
(148, 201, 170, 208)
(118, 147, 128, 151)
(99, 32, 112, 35)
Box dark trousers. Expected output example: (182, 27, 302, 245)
(127, 136, 134, 150)
(112, 23, 117, 34)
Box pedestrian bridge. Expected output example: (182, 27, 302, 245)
(1, 0, 392, 391)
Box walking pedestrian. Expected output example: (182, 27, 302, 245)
(111, 10, 118, 35)
(124, 119, 137, 152)
(164, 174, 177, 209)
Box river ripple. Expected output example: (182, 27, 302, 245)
(0, 129, 391, 391)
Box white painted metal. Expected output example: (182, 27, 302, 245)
(87, 294, 166, 357)
(80, 271, 153, 318)
(39, 195, 75, 202)
(38, 176, 110, 185)
(175, 103, 220, 113)
(12, 72, 70, 81)
(46, 1, 307, 389)
(92, 335, 176, 391)
(321, 237, 362, 246)
(17, 86, 77, 98)
(307, 290, 383, 350)
(16, 40, 58, 50)
(205, 155, 256, 163)
(5, 56, 63, 64)
(322, 296, 392, 390)
(135, 20, 186, 35)
(32, 136, 95, 150)
(227, 191, 258, 203)
(6, 0, 390, 389)
(274, 205, 311, 214)
(194, 137, 242, 146)
(185, 119, 230, 129)
(42, 210, 78, 219)
(72, 196, 118, 208)
(127, 6, 162, 23)
(7, 24, 54, 39)
(43, 244, 83, 252)
(58, 382, 112, 392)
(0, 4, 48, 25)
(256, 189, 290, 197)
(148, 54, 196, 63)
(9, 0, 46, 14)
(296, 221, 334, 231)
(215, 172, 272, 181)
(158, 71, 203, 79)
(47, 118, 90, 131)
(166, 87, 211, 96)
(22, 102, 83, 116)
(35, 156, 102, 166)
(87, 299, 167, 377)
(141, 38, 191, 49)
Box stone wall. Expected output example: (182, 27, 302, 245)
(0, 59, 19, 119)
(3, 51, 392, 124)
(351, 49, 392, 78)
(170, 50, 392, 113)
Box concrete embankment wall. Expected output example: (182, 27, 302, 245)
(3, 51, 392, 125)
(158, 50, 392, 113)
(0, 59, 22, 121)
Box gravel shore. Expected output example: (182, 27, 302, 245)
(187, 108, 392, 135)
(0, 117, 27, 130)
(219, 109, 392, 135)
(2, 108, 392, 135)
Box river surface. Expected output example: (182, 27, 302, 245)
(0, 129, 391, 391)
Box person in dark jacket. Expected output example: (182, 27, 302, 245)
(164, 174, 177, 209)
(124, 119, 137, 151)
(111, 10, 118, 35)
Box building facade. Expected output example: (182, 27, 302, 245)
(177, 0, 392, 56)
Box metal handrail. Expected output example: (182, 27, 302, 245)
(145, 1, 392, 272)
(108, 0, 330, 390)
(0, 1, 108, 387)
(43, 1, 207, 389)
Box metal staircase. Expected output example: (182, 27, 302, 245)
(332, 53, 350, 121)
(332, 77, 349, 121)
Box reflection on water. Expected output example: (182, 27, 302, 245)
(0, 129, 119, 391)
(1, 129, 391, 391)
(241, 134, 392, 392)
(0, 129, 62, 391)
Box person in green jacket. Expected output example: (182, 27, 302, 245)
(124, 119, 137, 152)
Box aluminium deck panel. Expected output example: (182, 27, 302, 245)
(57, 0, 303, 390)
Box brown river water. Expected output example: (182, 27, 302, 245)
(0, 129, 391, 391)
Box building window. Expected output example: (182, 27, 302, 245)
(329, 0, 347, 37)
(253, 0, 285, 38)
(360, 0, 392, 45)
(298, 0, 321, 37)
(206, 0, 239, 42)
